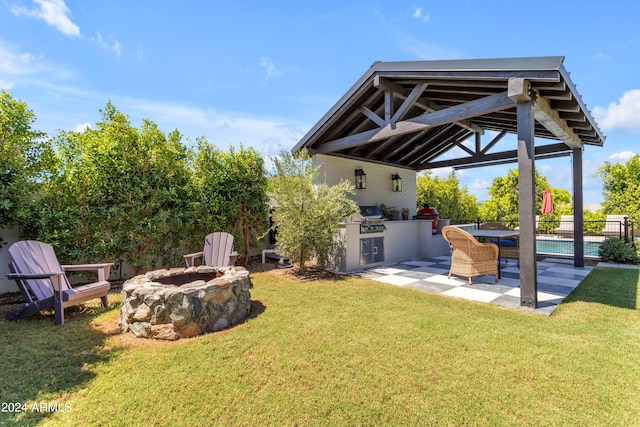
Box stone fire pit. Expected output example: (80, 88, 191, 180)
(120, 265, 251, 340)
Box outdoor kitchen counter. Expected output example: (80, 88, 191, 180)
(334, 220, 451, 273)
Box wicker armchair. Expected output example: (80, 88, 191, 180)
(479, 222, 519, 262)
(442, 226, 499, 285)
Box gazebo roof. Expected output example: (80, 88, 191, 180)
(294, 56, 605, 170)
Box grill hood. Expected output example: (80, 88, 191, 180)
(358, 205, 384, 220)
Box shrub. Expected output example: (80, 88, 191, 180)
(598, 237, 639, 264)
(267, 149, 358, 272)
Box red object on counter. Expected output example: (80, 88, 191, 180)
(416, 205, 439, 233)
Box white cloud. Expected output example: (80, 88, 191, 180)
(0, 39, 305, 155)
(118, 97, 306, 158)
(0, 80, 15, 89)
(0, 41, 40, 75)
(11, 0, 80, 37)
(592, 89, 640, 132)
(396, 32, 464, 60)
(412, 6, 430, 23)
(431, 166, 453, 178)
(0, 40, 80, 90)
(537, 164, 552, 174)
(470, 178, 489, 190)
(74, 122, 91, 132)
(260, 56, 282, 80)
(113, 40, 122, 57)
(592, 52, 613, 62)
(90, 32, 122, 56)
(609, 151, 635, 162)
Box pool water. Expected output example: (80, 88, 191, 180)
(536, 239, 601, 257)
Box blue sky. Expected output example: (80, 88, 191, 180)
(1, 1, 639, 206)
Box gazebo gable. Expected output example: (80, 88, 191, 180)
(294, 56, 604, 171)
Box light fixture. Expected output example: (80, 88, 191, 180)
(391, 173, 402, 192)
(355, 168, 366, 189)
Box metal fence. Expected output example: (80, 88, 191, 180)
(449, 217, 635, 259)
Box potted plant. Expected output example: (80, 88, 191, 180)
(379, 203, 391, 220)
(390, 208, 399, 221)
(401, 208, 410, 220)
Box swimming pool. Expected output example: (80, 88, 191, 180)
(536, 238, 601, 257)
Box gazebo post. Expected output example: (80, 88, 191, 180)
(510, 78, 538, 308)
(573, 148, 585, 267)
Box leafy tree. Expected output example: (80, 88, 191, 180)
(191, 141, 268, 263)
(32, 102, 194, 272)
(267, 150, 358, 272)
(598, 154, 640, 222)
(0, 90, 46, 229)
(416, 171, 479, 221)
(479, 168, 551, 227)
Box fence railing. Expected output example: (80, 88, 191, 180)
(449, 217, 636, 258)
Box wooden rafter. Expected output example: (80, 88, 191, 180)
(316, 91, 515, 154)
(419, 142, 570, 170)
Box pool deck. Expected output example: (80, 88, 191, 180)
(353, 256, 596, 315)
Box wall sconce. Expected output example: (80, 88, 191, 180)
(392, 173, 402, 192)
(355, 169, 366, 189)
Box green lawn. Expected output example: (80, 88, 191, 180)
(1, 266, 639, 426)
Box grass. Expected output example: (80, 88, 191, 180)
(0, 266, 639, 426)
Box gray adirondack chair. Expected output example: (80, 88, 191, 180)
(183, 232, 238, 267)
(6, 241, 112, 325)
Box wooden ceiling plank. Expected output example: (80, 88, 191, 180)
(409, 129, 472, 167)
(395, 125, 457, 164)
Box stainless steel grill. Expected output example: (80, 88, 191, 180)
(357, 205, 386, 234)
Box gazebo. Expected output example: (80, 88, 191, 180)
(293, 56, 605, 309)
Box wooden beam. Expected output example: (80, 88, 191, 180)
(452, 151, 571, 170)
(360, 106, 386, 127)
(455, 141, 476, 156)
(391, 83, 428, 124)
(376, 75, 484, 134)
(480, 130, 507, 154)
(373, 75, 405, 94)
(534, 92, 583, 149)
(404, 91, 514, 128)
(315, 91, 514, 154)
(421, 143, 569, 169)
(573, 148, 585, 267)
(508, 77, 531, 103)
(517, 94, 538, 309)
(384, 90, 392, 123)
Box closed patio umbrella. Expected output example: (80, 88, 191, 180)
(541, 188, 553, 215)
(541, 188, 554, 234)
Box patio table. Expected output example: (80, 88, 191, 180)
(468, 229, 519, 279)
